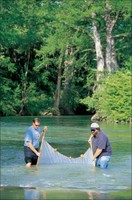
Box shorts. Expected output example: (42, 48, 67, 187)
(24, 146, 39, 165)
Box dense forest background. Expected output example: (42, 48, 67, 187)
(0, 0, 131, 123)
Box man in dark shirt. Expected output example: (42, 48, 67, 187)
(88, 123, 112, 169)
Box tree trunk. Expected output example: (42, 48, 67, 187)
(53, 53, 65, 115)
(92, 13, 105, 82)
(111, 36, 118, 70)
(19, 51, 30, 115)
(105, 3, 119, 71)
(61, 45, 75, 114)
(106, 18, 112, 72)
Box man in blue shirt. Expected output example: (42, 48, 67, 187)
(24, 118, 47, 167)
(88, 123, 112, 169)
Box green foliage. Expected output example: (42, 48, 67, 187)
(25, 82, 54, 115)
(0, 0, 131, 119)
(0, 81, 21, 116)
(81, 70, 131, 123)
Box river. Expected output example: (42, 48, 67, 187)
(0, 116, 131, 199)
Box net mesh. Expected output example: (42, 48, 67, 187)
(39, 140, 93, 165)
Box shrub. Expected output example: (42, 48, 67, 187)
(81, 70, 131, 123)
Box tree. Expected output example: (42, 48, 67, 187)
(0, 0, 53, 115)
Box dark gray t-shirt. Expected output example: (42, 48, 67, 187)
(92, 130, 112, 158)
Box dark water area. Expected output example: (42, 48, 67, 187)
(0, 116, 131, 199)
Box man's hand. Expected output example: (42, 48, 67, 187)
(41, 126, 48, 137)
(36, 152, 40, 157)
(92, 156, 95, 161)
(43, 126, 48, 132)
(88, 134, 93, 144)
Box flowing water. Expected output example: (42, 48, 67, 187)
(0, 116, 131, 200)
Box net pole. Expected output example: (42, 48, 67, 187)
(36, 129, 47, 167)
(90, 139, 95, 167)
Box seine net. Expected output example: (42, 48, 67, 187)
(39, 140, 93, 165)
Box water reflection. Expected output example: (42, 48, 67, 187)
(24, 188, 46, 200)
(0, 186, 112, 200)
(24, 189, 110, 200)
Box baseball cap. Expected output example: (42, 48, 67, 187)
(91, 123, 99, 128)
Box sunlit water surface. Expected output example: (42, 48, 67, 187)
(0, 116, 131, 199)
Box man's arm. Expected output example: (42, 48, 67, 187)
(92, 149, 102, 161)
(27, 142, 40, 157)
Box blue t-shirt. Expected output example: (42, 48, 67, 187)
(92, 130, 112, 158)
(24, 126, 41, 148)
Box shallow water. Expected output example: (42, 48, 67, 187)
(0, 116, 131, 199)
